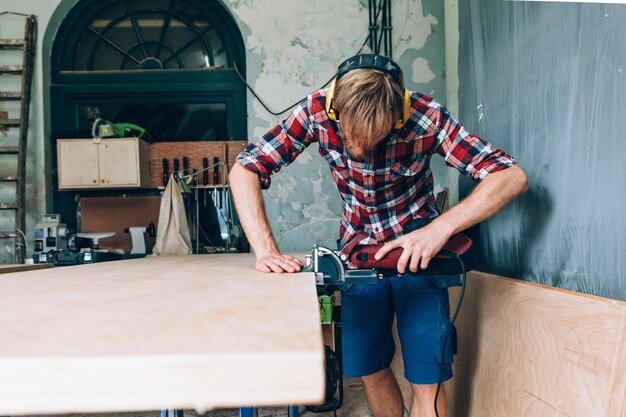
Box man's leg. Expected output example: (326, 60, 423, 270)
(389, 274, 455, 417)
(410, 383, 447, 417)
(341, 281, 398, 416)
(362, 368, 404, 417)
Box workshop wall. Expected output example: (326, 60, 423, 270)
(229, 0, 448, 251)
(457, 0, 626, 300)
(0, 0, 448, 262)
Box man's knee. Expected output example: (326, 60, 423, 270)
(361, 367, 393, 384)
(411, 383, 440, 397)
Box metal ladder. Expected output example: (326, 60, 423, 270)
(0, 13, 36, 264)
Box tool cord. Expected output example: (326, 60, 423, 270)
(433, 251, 467, 417)
(305, 345, 343, 417)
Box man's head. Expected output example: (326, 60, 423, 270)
(330, 56, 405, 159)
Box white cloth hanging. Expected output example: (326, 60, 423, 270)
(152, 173, 192, 256)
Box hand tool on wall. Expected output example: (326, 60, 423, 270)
(202, 158, 209, 186)
(192, 169, 198, 186)
(182, 157, 189, 177)
(213, 157, 220, 185)
(162, 159, 169, 186)
(173, 158, 179, 175)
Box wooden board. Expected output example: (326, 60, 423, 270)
(79, 196, 161, 253)
(0, 254, 325, 415)
(0, 263, 53, 274)
(441, 271, 626, 417)
(148, 141, 247, 188)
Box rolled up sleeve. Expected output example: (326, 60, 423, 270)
(236, 99, 316, 189)
(433, 105, 516, 181)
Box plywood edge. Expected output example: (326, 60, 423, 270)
(470, 271, 626, 306)
(606, 309, 626, 417)
(0, 351, 325, 415)
(0, 264, 53, 274)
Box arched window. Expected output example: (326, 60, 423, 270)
(50, 0, 247, 142)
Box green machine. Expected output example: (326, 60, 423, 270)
(91, 118, 150, 141)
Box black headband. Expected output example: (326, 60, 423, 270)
(336, 54, 403, 84)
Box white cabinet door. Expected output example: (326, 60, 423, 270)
(98, 139, 140, 187)
(57, 140, 99, 188)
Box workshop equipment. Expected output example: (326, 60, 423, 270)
(124, 223, 156, 255)
(34, 214, 69, 253)
(304, 230, 479, 287)
(162, 159, 169, 186)
(91, 118, 149, 140)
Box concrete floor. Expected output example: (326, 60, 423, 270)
(38, 377, 373, 417)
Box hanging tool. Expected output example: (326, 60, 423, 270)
(173, 158, 179, 175)
(182, 157, 189, 177)
(213, 157, 220, 185)
(202, 157, 209, 186)
(162, 159, 169, 186)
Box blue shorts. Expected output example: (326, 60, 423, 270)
(340, 274, 456, 385)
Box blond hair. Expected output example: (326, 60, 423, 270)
(333, 68, 404, 151)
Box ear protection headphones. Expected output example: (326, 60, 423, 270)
(325, 54, 411, 130)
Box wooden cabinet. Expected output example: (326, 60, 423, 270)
(57, 138, 149, 190)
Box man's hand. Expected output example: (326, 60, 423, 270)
(255, 251, 303, 273)
(374, 223, 452, 274)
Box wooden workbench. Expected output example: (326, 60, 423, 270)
(0, 254, 325, 415)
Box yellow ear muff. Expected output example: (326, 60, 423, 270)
(394, 89, 411, 129)
(326, 79, 338, 121)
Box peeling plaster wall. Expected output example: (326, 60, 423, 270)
(0, 0, 447, 262)
(224, 0, 448, 251)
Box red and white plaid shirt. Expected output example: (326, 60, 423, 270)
(237, 89, 516, 245)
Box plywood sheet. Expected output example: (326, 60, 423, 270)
(444, 271, 626, 417)
(0, 254, 324, 415)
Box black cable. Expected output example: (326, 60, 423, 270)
(231, 2, 385, 117)
(0, 11, 32, 17)
(433, 253, 467, 417)
(306, 345, 343, 415)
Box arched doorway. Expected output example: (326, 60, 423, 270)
(45, 0, 247, 238)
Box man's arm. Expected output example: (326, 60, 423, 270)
(229, 162, 303, 273)
(375, 165, 527, 274)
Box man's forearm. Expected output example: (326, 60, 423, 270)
(431, 165, 528, 237)
(229, 162, 278, 256)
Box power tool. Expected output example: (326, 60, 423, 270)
(304, 226, 480, 417)
(91, 118, 150, 141)
(303, 230, 480, 287)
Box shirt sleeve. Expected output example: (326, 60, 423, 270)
(236, 98, 317, 189)
(433, 104, 516, 181)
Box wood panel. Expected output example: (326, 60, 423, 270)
(79, 196, 161, 253)
(441, 271, 626, 417)
(148, 141, 247, 188)
(0, 254, 325, 415)
(0, 263, 53, 274)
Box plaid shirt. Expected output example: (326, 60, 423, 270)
(237, 89, 516, 245)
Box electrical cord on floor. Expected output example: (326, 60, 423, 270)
(305, 345, 343, 417)
(433, 251, 467, 417)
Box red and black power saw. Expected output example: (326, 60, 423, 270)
(303, 230, 480, 286)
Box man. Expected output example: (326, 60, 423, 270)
(229, 54, 527, 417)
